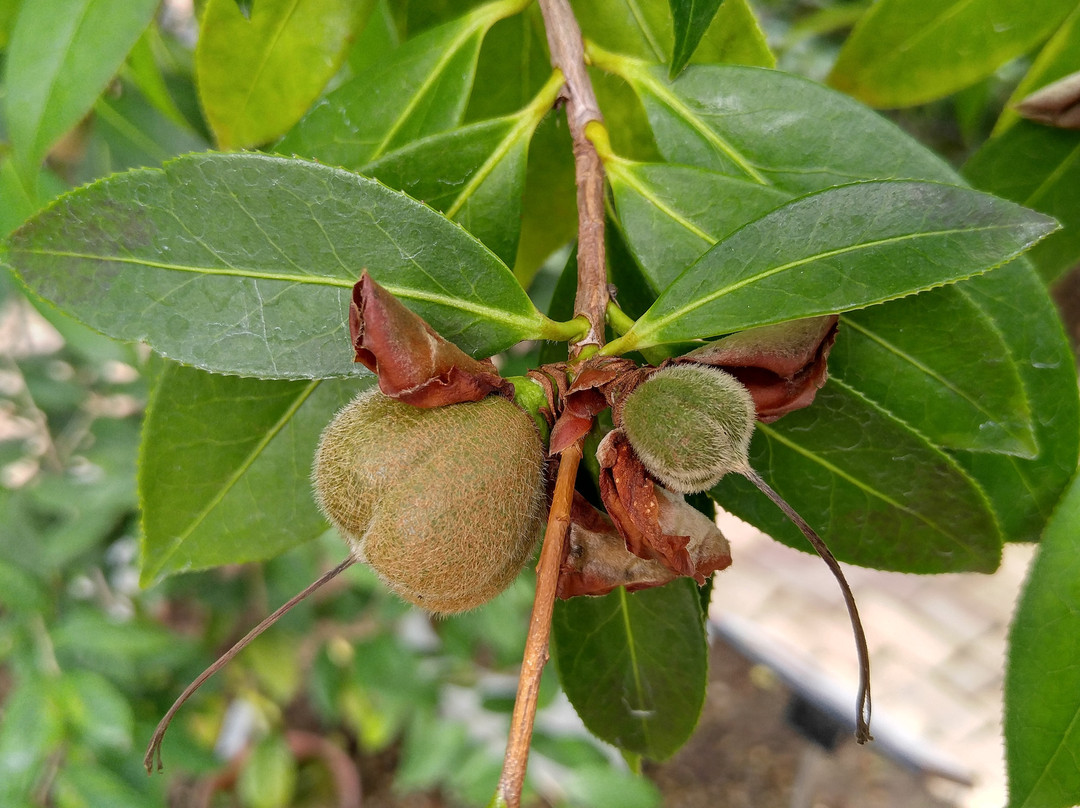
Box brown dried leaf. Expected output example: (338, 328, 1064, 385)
(548, 357, 639, 453)
(596, 429, 698, 580)
(676, 316, 838, 422)
(558, 490, 732, 598)
(1016, 71, 1080, 130)
(350, 271, 513, 407)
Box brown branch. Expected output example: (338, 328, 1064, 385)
(537, 0, 608, 357)
(496, 440, 583, 807)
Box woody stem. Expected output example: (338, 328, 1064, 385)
(495, 440, 584, 807)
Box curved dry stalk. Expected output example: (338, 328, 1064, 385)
(495, 440, 583, 807)
(144, 556, 357, 773)
(741, 466, 873, 743)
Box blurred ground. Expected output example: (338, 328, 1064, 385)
(668, 512, 1036, 808)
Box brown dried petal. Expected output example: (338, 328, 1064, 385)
(1015, 70, 1080, 130)
(677, 316, 838, 422)
(350, 271, 513, 407)
(557, 491, 732, 598)
(596, 429, 698, 580)
(548, 357, 639, 453)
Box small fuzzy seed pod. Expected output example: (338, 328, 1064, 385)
(313, 389, 546, 613)
(621, 365, 756, 494)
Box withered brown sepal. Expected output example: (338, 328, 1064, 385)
(674, 315, 838, 422)
(350, 271, 514, 407)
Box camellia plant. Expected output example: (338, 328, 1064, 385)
(3, 0, 1080, 805)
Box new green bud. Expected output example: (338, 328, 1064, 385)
(620, 365, 755, 494)
(313, 389, 546, 613)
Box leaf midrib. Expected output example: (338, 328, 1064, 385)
(18, 248, 542, 330)
(632, 65, 769, 185)
(371, 15, 486, 161)
(234, 0, 305, 123)
(838, 314, 1035, 452)
(759, 379, 984, 559)
(635, 222, 1018, 341)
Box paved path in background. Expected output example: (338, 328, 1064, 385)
(708, 511, 1034, 808)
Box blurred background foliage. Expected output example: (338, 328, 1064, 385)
(0, 0, 1078, 805)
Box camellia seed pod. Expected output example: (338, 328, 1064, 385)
(620, 364, 756, 494)
(313, 389, 546, 613)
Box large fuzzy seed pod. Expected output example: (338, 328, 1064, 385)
(313, 389, 546, 613)
(620, 364, 755, 494)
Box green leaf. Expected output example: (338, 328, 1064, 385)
(605, 159, 789, 291)
(712, 381, 1003, 572)
(607, 180, 1057, 353)
(4, 0, 159, 182)
(669, 0, 725, 77)
(238, 735, 298, 808)
(92, 81, 208, 172)
(965, 122, 1080, 283)
(8, 153, 551, 379)
(197, 0, 370, 149)
(606, 59, 954, 191)
(139, 363, 367, 583)
(954, 260, 1080, 543)
(994, 2, 1080, 135)
(552, 579, 707, 760)
(0, 678, 65, 804)
(513, 114, 577, 286)
(364, 72, 561, 265)
(575, 0, 773, 68)
(56, 670, 134, 753)
(277, 0, 522, 167)
(467, 7, 554, 120)
(123, 27, 202, 132)
(827, 0, 1073, 108)
(1005, 473, 1080, 808)
(830, 288, 1037, 457)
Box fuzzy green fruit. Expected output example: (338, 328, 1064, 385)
(621, 365, 755, 494)
(313, 390, 546, 613)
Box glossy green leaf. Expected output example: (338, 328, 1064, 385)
(1005, 473, 1080, 808)
(575, 0, 773, 68)
(4, 0, 159, 181)
(7, 153, 552, 379)
(669, 0, 725, 76)
(601, 56, 1077, 535)
(830, 288, 1036, 457)
(139, 363, 367, 583)
(954, 260, 1080, 543)
(607, 160, 1039, 458)
(513, 114, 577, 286)
(197, 0, 369, 149)
(965, 122, 1080, 283)
(606, 59, 954, 191)
(995, 3, 1080, 134)
(277, 0, 524, 167)
(552, 579, 707, 760)
(0, 158, 67, 239)
(606, 159, 788, 291)
(93, 82, 208, 172)
(607, 180, 1057, 352)
(712, 381, 1003, 572)
(364, 72, 561, 265)
(467, 6, 554, 121)
(123, 29, 195, 132)
(827, 0, 1072, 108)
